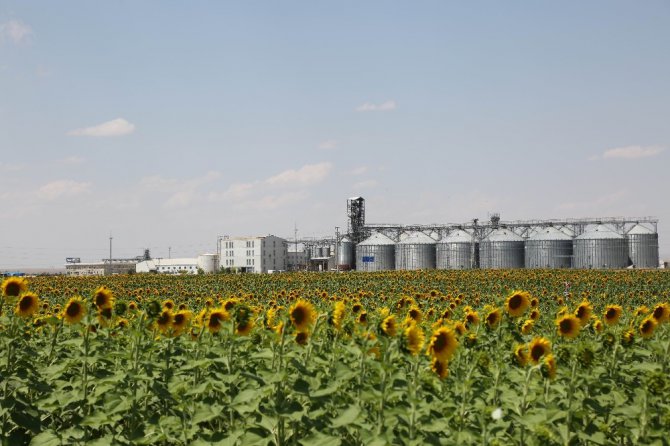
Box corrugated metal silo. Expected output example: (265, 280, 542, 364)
(436, 230, 474, 269)
(573, 225, 628, 269)
(525, 227, 573, 269)
(395, 232, 436, 270)
(337, 236, 354, 270)
(480, 228, 525, 269)
(356, 233, 395, 272)
(626, 224, 659, 268)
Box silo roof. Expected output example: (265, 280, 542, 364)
(358, 232, 396, 246)
(576, 225, 624, 240)
(339, 236, 352, 243)
(627, 224, 655, 235)
(484, 228, 524, 242)
(440, 229, 472, 243)
(529, 227, 573, 241)
(397, 231, 436, 245)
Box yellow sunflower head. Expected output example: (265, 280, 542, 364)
(162, 299, 175, 310)
(172, 310, 193, 335)
(330, 301, 346, 330)
(513, 344, 529, 367)
(93, 286, 114, 310)
(528, 337, 551, 365)
(464, 310, 480, 328)
(407, 306, 423, 324)
(2, 277, 28, 299)
(651, 303, 670, 324)
(485, 308, 502, 329)
(521, 319, 534, 335)
(62, 296, 87, 324)
(574, 300, 592, 326)
(639, 316, 657, 339)
(15, 292, 40, 318)
(529, 309, 541, 321)
(556, 315, 581, 339)
(542, 354, 557, 380)
(206, 308, 230, 333)
(427, 326, 458, 361)
(289, 300, 316, 333)
(295, 331, 309, 346)
(155, 309, 174, 333)
(603, 305, 623, 325)
(402, 323, 425, 356)
(431, 357, 449, 380)
(380, 315, 397, 337)
(505, 291, 530, 318)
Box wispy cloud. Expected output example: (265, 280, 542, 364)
(67, 118, 135, 137)
(356, 100, 397, 112)
(37, 180, 91, 200)
(265, 162, 332, 187)
(0, 20, 32, 44)
(317, 140, 338, 150)
(348, 166, 368, 176)
(140, 171, 221, 208)
(590, 145, 665, 161)
(58, 156, 85, 165)
(353, 179, 378, 189)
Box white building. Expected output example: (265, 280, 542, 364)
(135, 254, 219, 275)
(220, 235, 287, 273)
(287, 245, 309, 271)
(66, 259, 142, 276)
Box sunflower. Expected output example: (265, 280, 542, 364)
(431, 357, 449, 379)
(155, 309, 173, 334)
(1, 277, 27, 299)
(265, 307, 280, 330)
(464, 310, 480, 327)
(528, 337, 551, 365)
(93, 286, 114, 310)
(97, 307, 113, 327)
(639, 317, 657, 339)
(295, 331, 309, 346)
(427, 326, 458, 361)
(172, 310, 192, 335)
(357, 311, 368, 325)
(351, 303, 362, 314)
(505, 291, 530, 318)
(289, 300, 316, 333)
(529, 309, 540, 321)
(521, 319, 534, 335)
(452, 321, 467, 337)
(485, 308, 502, 329)
(407, 306, 423, 324)
(574, 300, 592, 326)
(162, 299, 175, 310)
(603, 305, 623, 325)
(206, 309, 229, 333)
(556, 315, 581, 339)
(116, 318, 129, 329)
(634, 306, 649, 317)
(15, 292, 40, 318)
(223, 298, 239, 312)
(62, 297, 86, 324)
(513, 344, 529, 366)
(330, 301, 346, 330)
(542, 354, 557, 380)
(236, 319, 254, 336)
(128, 301, 138, 311)
(380, 315, 397, 337)
(593, 319, 604, 333)
(621, 329, 635, 346)
(402, 323, 425, 356)
(651, 303, 670, 324)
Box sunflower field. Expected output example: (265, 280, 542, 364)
(1, 270, 669, 445)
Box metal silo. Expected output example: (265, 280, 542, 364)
(573, 225, 628, 269)
(626, 224, 659, 268)
(525, 227, 573, 269)
(337, 236, 354, 270)
(480, 228, 525, 269)
(395, 232, 436, 270)
(436, 229, 474, 269)
(356, 233, 395, 271)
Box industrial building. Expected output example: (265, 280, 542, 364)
(218, 235, 287, 273)
(65, 257, 145, 276)
(135, 254, 219, 274)
(293, 197, 661, 271)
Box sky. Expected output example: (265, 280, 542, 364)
(1, 1, 669, 269)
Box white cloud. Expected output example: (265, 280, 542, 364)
(592, 145, 665, 160)
(59, 156, 85, 165)
(139, 171, 221, 208)
(67, 118, 135, 137)
(356, 100, 397, 112)
(0, 20, 33, 44)
(348, 166, 368, 176)
(37, 180, 91, 200)
(265, 162, 332, 187)
(318, 140, 338, 150)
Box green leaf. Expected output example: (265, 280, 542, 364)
(330, 404, 361, 428)
(29, 430, 61, 446)
(299, 431, 341, 446)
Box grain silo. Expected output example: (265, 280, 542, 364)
(573, 225, 628, 269)
(395, 232, 437, 270)
(436, 229, 475, 269)
(525, 227, 573, 269)
(480, 228, 525, 269)
(356, 233, 396, 272)
(626, 224, 659, 268)
(337, 236, 355, 270)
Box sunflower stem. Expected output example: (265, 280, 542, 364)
(564, 359, 578, 446)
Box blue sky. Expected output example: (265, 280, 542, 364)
(1, 1, 669, 268)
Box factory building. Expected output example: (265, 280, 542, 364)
(135, 254, 219, 274)
(65, 258, 143, 276)
(220, 235, 287, 273)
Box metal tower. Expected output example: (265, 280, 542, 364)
(347, 197, 366, 243)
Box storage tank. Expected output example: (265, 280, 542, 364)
(436, 230, 474, 269)
(337, 236, 354, 270)
(626, 224, 659, 268)
(197, 253, 219, 273)
(480, 228, 525, 269)
(356, 233, 395, 272)
(573, 225, 628, 269)
(525, 227, 573, 269)
(395, 232, 436, 270)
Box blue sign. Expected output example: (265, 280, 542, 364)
(362, 256, 375, 263)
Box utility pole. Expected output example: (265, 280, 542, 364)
(335, 226, 340, 273)
(294, 223, 298, 271)
(169, 246, 171, 259)
(108, 233, 113, 276)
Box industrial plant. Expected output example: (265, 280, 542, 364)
(64, 196, 661, 275)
